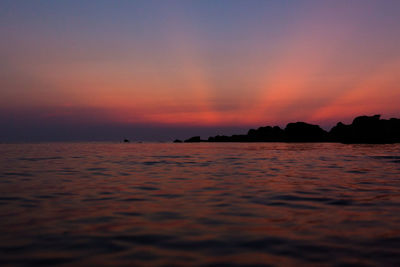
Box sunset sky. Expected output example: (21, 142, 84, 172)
(1, 0, 400, 141)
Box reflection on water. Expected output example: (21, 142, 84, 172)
(0, 143, 400, 266)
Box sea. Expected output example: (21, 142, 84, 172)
(0, 143, 399, 266)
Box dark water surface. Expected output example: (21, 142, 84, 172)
(0, 143, 400, 266)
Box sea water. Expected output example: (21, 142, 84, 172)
(0, 143, 399, 266)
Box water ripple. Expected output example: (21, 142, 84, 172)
(0, 143, 399, 266)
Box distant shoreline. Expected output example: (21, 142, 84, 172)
(174, 115, 400, 144)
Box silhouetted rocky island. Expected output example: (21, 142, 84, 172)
(180, 115, 400, 144)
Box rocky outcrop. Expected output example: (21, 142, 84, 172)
(184, 136, 204, 143)
(284, 122, 328, 142)
(330, 115, 400, 143)
(180, 115, 400, 144)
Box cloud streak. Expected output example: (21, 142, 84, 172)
(1, 1, 400, 140)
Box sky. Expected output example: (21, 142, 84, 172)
(1, 0, 400, 141)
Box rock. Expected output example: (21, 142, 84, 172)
(184, 136, 202, 143)
(247, 126, 284, 142)
(329, 114, 399, 143)
(176, 115, 400, 144)
(284, 122, 328, 142)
